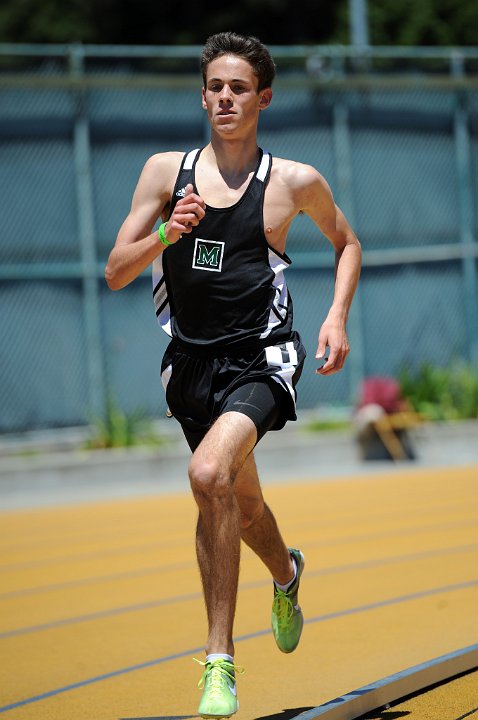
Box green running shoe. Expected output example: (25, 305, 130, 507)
(196, 658, 244, 718)
(271, 548, 305, 653)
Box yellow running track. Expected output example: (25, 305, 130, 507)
(0, 465, 477, 720)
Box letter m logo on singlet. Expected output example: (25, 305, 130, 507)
(192, 239, 225, 273)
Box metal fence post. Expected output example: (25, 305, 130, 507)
(349, 0, 370, 48)
(69, 43, 106, 420)
(452, 53, 478, 363)
(332, 95, 365, 404)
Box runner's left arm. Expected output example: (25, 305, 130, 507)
(299, 166, 362, 376)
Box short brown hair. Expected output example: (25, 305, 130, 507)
(201, 32, 276, 92)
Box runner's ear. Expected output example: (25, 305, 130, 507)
(259, 88, 272, 110)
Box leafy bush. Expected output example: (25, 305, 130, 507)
(399, 363, 478, 421)
(87, 397, 164, 449)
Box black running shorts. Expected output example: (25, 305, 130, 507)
(160, 331, 306, 448)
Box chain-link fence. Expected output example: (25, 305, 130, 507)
(1, 45, 477, 432)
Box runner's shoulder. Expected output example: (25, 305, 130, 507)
(270, 156, 331, 203)
(135, 151, 186, 200)
(142, 151, 185, 178)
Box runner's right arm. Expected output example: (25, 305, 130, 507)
(105, 153, 205, 290)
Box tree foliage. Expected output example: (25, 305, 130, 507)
(0, 0, 95, 44)
(1, 0, 478, 46)
(367, 0, 478, 46)
(0, 0, 342, 45)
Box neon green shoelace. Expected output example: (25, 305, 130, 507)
(194, 659, 244, 698)
(272, 589, 294, 629)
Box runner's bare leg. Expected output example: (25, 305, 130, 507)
(234, 452, 294, 584)
(189, 412, 256, 657)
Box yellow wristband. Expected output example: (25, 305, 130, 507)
(158, 223, 172, 247)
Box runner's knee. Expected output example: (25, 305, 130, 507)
(188, 457, 231, 501)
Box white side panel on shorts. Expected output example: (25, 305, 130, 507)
(265, 343, 298, 406)
(285, 340, 299, 366)
(161, 363, 173, 390)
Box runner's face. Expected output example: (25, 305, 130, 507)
(202, 55, 271, 136)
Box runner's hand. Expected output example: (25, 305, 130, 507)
(163, 184, 206, 244)
(315, 317, 350, 376)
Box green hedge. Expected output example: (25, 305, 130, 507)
(399, 363, 478, 421)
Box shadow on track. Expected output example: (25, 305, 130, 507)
(253, 707, 315, 720)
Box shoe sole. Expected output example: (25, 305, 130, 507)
(199, 701, 239, 719)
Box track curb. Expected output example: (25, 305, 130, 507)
(293, 643, 478, 720)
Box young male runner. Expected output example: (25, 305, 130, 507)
(106, 32, 361, 718)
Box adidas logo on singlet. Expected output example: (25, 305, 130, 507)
(176, 186, 187, 197)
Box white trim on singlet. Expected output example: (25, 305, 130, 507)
(185, 147, 269, 178)
(256, 151, 271, 182)
(259, 247, 291, 340)
(183, 148, 200, 170)
(152, 255, 172, 336)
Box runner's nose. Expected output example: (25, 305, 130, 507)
(219, 84, 233, 102)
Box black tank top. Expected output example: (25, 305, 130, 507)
(152, 147, 294, 349)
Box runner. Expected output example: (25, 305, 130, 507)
(105, 31, 361, 718)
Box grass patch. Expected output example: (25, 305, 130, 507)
(86, 397, 167, 449)
(304, 419, 353, 433)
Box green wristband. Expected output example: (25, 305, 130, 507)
(158, 222, 172, 247)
